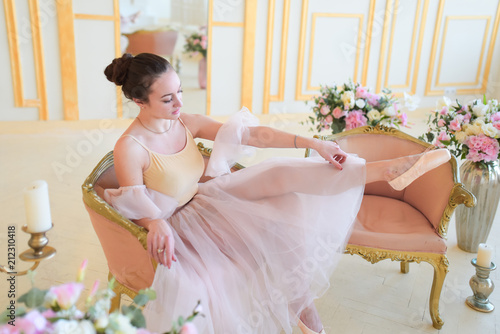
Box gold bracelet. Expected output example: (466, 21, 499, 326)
(294, 135, 298, 149)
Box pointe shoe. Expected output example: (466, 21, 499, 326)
(388, 148, 451, 191)
(297, 318, 326, 334)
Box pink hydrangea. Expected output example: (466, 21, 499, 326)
(465, 135, 500, 162)
(366, 93, 380, 107)
(491, 112, 500, 122)
(355, 86, 368, 99)
(345, 110, 368, 130)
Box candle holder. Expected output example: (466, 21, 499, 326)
(0, 224, 56, 276)
(466, 258, 496, 312)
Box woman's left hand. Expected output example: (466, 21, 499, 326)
(313, 140, 347, 170)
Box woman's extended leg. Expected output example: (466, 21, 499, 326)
(365, 148, 451, 189)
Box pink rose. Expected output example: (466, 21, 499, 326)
(325, 115, 333, 123)
(10, 310, 50, 334)
(440, 107, 449, 115)
(180, 323, 198, 334)
(438, 119, 446, 127)
(332, 107, 347, 119)
(319, 105, 330, 115)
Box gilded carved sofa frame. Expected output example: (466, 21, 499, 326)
(306, 125, 476, 329)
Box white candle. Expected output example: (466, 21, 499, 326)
(477, 243, 493, 268)
(24, 180, 52, 233)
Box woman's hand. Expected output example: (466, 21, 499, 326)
(313, 139, 347, 170)
(145, 219, 177, 268)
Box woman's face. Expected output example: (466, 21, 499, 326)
(144, 70, 183, 119)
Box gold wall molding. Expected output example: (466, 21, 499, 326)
(307, 13, 363, 92)
(241, 0, 258, 111)
(58, 0, 122, 120)
(425, 0, 500, 96)
(296, 0, 375, 101)
(380, 0, 428, 97)
(262, 0, 290, 114)
(435, 15, 491, 88)
(56, 1, 79, 120)
(4, 0, 48, 120)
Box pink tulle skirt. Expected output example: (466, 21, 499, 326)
(144, 155, 366, 333)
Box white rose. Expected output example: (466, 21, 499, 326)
(367, 110, 381, 121)
(382, 106, 396, 117)
(52, 320, 95, 334)
(355, 99, 366, 109)
(465, 124, 482, 136)
(455, 131, 467, 143)
(95, 315, 109, 330)
(341, 91, 355, 109)
(108, 313, 137, 334)
(482, 123, 498, 138)
(436, 96, 451, 110)
(489, 99, 499, 108)
(472, 103, 488, 117)
(473, 118, 486, 127)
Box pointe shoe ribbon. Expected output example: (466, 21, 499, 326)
(297, 318, 326, 334)
(388, 148, 451, 191)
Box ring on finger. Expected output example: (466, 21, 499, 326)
(157, 249, 165, 254)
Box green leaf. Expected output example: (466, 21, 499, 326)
(18, 287, 47, 308)
(483, 94, 487, 105)
(129, 308, 147, 329)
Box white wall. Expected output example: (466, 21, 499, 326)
(1, 0, 500, 121)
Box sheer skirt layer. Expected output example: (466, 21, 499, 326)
(144, 155, 366, 334)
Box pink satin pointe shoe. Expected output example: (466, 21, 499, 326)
(297, 318, 326, 334)
(388, 148, 451, 191)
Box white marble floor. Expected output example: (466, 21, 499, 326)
(0, 85, 498, 333)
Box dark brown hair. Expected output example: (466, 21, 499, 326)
(104, 53, 172, 103)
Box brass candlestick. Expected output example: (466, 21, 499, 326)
(466, 258, 496, 312)
(0, 224, 56, 276)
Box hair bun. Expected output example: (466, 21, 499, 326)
(104, 53, 133, 86)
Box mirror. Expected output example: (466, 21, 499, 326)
(119, 0, 208, 117)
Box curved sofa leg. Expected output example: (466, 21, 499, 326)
(110, 290, 121, 312)
(428, 255, 449, 330)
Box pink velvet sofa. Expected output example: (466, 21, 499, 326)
(305, 125, 475, 329)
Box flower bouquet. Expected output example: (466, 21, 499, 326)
(183, 27, 207, 59)
(0, 260, 201, 334)
(419, 96, 500, 163)
(305, 81, 416, 134)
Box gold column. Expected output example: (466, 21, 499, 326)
(242, 0, 258, 111)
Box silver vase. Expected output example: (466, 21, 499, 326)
(456, 160, 500, 252)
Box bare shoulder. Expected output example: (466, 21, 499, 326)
(113, 136, 149, 176)
(180, 113, 222, 140)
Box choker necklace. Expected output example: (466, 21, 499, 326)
(136, 117, 172, 134)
